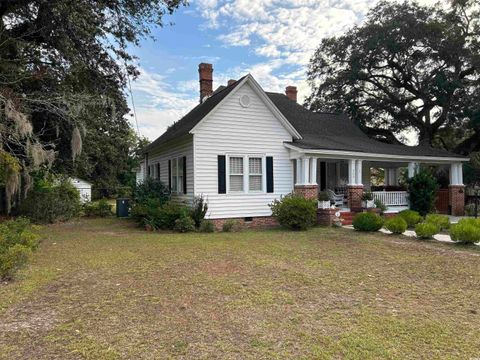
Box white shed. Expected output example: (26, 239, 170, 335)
(70, 177, 92, 203)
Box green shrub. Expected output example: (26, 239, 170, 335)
(384, 216, 407, 234)
(117, 186, 132, 198)
(83, 199, 112, 217)
(352, 212, 384, 232)
(0, 217, 40, 280)
(19, 179, 81, 223)
(398, 210, 423, 228)
(222, 219, 238, 232)
(190, 196, 208, 228)
(199, 219, 215, 233)
(407, 170, 439, 216)
(173, 215, 195, 233)
(0, 244, 31, 280)
(131, 199, 189, 231)
(269, 193, 317, 230)
(414, 222, 439, 239)
(374, 198, 387, 213)
(425, 214, 450, 230)
(133, 177, 169, 205)
(362, 192, 373, 201)
(450, 219, 480, 244)
(318, 191, 330, 201)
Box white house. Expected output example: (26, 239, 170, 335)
(139, 63, 469, 225)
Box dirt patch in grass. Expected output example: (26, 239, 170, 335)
(0, 218, 479, 359)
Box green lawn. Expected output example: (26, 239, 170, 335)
(1, 218, 479, 359)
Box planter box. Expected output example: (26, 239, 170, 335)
(362, 200, 375, 208)
(318, 200, 331, 209)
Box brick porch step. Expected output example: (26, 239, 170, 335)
(340, 211, 355, 225)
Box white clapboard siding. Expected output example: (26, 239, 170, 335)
(69, 178, 92, 203)
(148, 135, 194, 204)
(193, 82, 294, 219)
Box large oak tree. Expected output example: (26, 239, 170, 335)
(0, 0, 185, 211)
(305, 0, 480, 154)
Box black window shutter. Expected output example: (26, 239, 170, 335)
(218, 155, 226, 194)
(266, 156, 274, 193)
(183, 156, 187, 194)
(156, 163, 160, 180)
(168, 159, 172, 190)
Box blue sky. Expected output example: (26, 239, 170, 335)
(128, 0, 436, 141)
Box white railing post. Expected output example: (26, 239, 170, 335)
(372, 191, 408, 206)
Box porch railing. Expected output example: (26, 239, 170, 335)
(372, 191, 408, 206)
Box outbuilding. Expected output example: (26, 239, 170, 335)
(70, 177, 92, 203)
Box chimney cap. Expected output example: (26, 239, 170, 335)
(227, 79, 236, 86)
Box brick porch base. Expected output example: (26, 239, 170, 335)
(347, 185, 364, 209)
(449, 185, 465, 216)
(294, 184, 319, 200)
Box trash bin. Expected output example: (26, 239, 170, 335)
(116, 198, 130, 218)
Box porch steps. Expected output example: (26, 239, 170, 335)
(339, 211, 355, 225)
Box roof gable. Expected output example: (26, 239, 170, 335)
(190, 75, 301, 139)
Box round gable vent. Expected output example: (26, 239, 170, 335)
(239, 94, 251, 108)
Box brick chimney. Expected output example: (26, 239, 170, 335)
(198, 63, 213, 102)
(227, 79, 236, 86)
(285, 86, 297, 102)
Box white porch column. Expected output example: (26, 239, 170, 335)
(450, 163, 463, 185)
(407, 162, 418, 178)
(348, 159, 356, 185)
(302, 158, 310, 185)
(457, 163, 463, 185)
(295, 158, 302, 185)
(355, 159, 363, 185)
(310, 158, 317, 185)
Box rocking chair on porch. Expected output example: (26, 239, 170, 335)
(326, 189, 345, 207)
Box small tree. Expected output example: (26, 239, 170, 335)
(407, 170, 439, 216)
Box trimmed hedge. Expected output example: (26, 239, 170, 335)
(425, 214, 450, 230)
(398, 210, 423, 228)
(414, 222, 439, 239)
(384, 216, 407, 234)
(450, 218, 480, 244)
(352, 212, 384, 232)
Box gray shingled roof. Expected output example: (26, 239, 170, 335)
(266, 92, 465, 158)
(144, 78, 465, 159)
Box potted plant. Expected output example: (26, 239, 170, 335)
(362, 192, 375, 208)
(318, 191, 331, 209)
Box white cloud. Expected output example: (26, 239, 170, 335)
(128, 68, 198, 140)
(195, 0, 446, 104)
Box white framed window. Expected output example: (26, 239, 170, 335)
(249, 157, 262, 191)
(170, 157, 184, 193)
(229, 156, 244, 192)
(227, 154, 265, 194)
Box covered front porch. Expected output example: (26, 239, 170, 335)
(286, 145, 468, 216)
